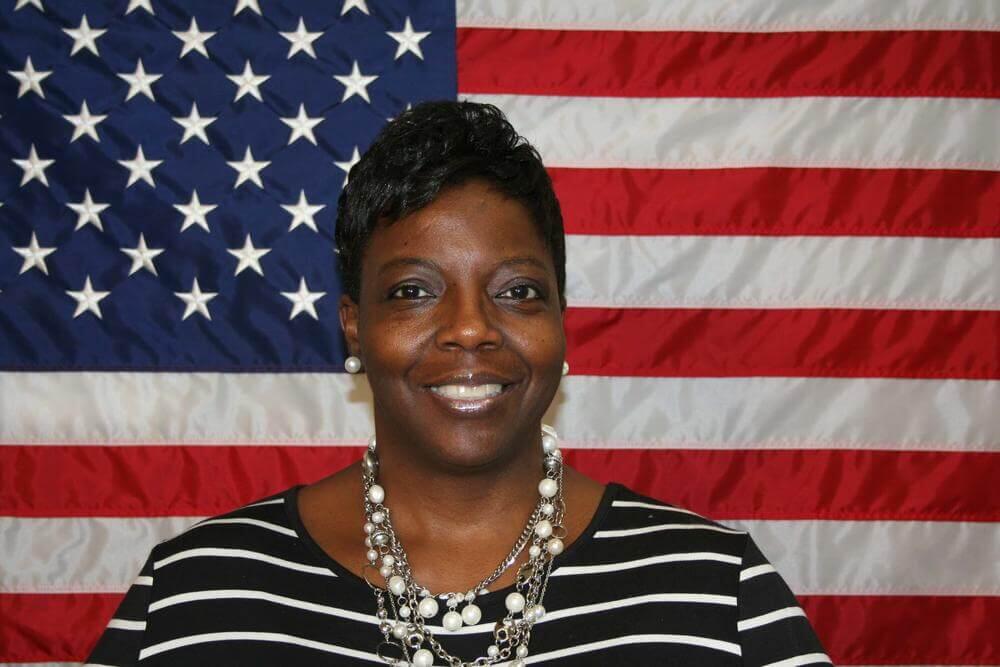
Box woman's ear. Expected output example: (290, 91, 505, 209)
(339, 293, 360, 357)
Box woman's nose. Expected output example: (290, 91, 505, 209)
(434, 289, 503, 351)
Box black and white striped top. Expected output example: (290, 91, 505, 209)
(88, 483, 829, 665)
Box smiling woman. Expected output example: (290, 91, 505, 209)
(87, 102, 829, 666)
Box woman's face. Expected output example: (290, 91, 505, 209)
(340, 179, 565, 470)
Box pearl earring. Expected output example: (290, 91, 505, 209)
(345, 356, 362, 374)
(561, 361, 569, 376)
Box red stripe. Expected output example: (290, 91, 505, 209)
(458, 28, 1000, 98)
(3, 446, 997, 521)
(800, 595, 1000, 665)
(551, 167, 1000, 237)
(2, 593, 995, 663)
(565, 308, 1000, 380)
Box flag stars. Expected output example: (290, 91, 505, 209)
(174, 191, 217, 232)
(67, 188, 110, 231)
(13, 144, 55, 187)
(126, 0, 154, 14)
(118, 59, 162, 102)
(172, 17, 216, 58)
(387, 18, 430, 60)
(64, 101, 107, 143)
(341, 0, 368, 15)
(15, 0, 44, 10)
(175, 278, 217, 320)
(281, 17, 323, 59)
(66, 276, 110, 319)
(9, 56, 51, 99)
(118, 146, 162, 188)
(173, 102, 216, 145)
(282, 190, 325, 232)
(334, 61, 377, 103)
(228, 234, 271, 276)
(13, 232, 56, 275)
(282, 278, 326, 320)
(233, 0, 262, 15)
(121, 233, 164, 276)
(334, 146, 361, 185)
(227, 147, 270, 189)
(281, 104, 324, 145)
(227, 60, 270, 102)
(64, 15, 107, 57)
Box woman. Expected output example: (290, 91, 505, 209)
(88, 101, 828, 665)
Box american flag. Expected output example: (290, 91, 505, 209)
(1, 0, 997, 664)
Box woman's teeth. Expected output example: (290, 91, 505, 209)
(430, 384, 503, 400)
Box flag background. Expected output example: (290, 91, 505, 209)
(1, 0, 998, 664)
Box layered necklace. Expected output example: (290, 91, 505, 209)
(361, 425, 566, 666)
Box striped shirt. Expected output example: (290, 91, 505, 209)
(88, 483, 829, 665)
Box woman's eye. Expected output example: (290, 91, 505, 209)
(389, 284, 433, 300)
(498, 284, 541, 300)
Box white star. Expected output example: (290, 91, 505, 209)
(174, 191, 217, 232)
(118, 146, 162, 188)
(233, 0, 261, 15)
(121, 233, 164, 276)
(172, 17, 216, 58)
(173, 102, 216, 145)
(227, 147, 270, 189)
(125, 0, 154, 14)
(282, 190, 325, 232)
(9, 56, 52, 99)
(341, 0, 368, 15)
(118, 59, 162, 101)
(12, 144, 54, 187)
(281, 17, 322, 59)
(175, 278, 217, 320)
(66, 276, 110, 319)
(282, 277, 326, 320)
(227, 234, 271, 276)
(334, 146, 361, 185)
(64, 15, 107, 57)
(334, 60, 377, 103)
(281, 103, 324, 145)
(13, 232, 56, 275)
(227, 60, 270, 102)
(387, 18, 430, 60)
(14, 0, 44, 11)
(63, 100, 107, 143)
(66, 188, 110, 231)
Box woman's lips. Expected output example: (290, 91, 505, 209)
(425, 382, 516, 414)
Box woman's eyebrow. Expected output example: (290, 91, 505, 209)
(495, 257, 549, 272)
(377, 257, 442, 276)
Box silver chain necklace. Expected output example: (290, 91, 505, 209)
(361, 426, 566, 667)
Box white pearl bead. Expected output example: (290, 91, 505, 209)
(364, 537, 372, 548)
(372, 511, 385, 524)
(367, 484, 385, 504)
(505, 592, 526, 613)
(541, 434, 557, 453)
(528, 544, 542, 558)
(382, 554, 395, 567)
(529, 604, 545, 621)
(512, 659, 524, 667)
(442, 610, 463, 631)
(487, 645, 500, 658)
(379, 565, 393, 578)
(388, 575, 406, 596)
(516, 644, 529, 658)
(367, 549, 379, 563)
(418, 596, 439, 618)
(540, 503, 554, 516)
(412, 648, 434, 666)
(534, 519, 553, 538)
(392, 622, 407, 639)
(363, 522, 375, 534)
(547, 537, 565, 555)
(345, 356, 362, 374)
(461, 603, 482, 625)
(538, 478, 558, 498)
(399, 605, 411, 618)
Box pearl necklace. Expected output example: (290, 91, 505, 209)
(361, 426, 566, 667)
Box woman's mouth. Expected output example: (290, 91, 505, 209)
(429, 383, 504, 400)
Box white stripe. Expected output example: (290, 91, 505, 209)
(192, 518, 297, 538)
(465, 95, 1000, 171)
(154, 547, 334, 578)
(762, 653, 834, 667)
(243, 497, 284, 508)
(552, 552, 742, 577)
(595, 524, 745, 538)
(149, 589, 372, 622)
(456, 0, 1000, 31)
(138, 631, 380, 662)
(542, 593, 738, 621)
(6, 517, 996, 595)
(612, 500, 703, 517)
(525, 633, 741, 662)
(2, 373, 996, 451)
(740, 564, 777, 582)
(737, 605, 807, 631)
(105, 618, 146, 631)
(133, 575, 153, 586)
(566, 235, 999, 310)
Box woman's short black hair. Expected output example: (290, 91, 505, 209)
(334, 100, 566, 308)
